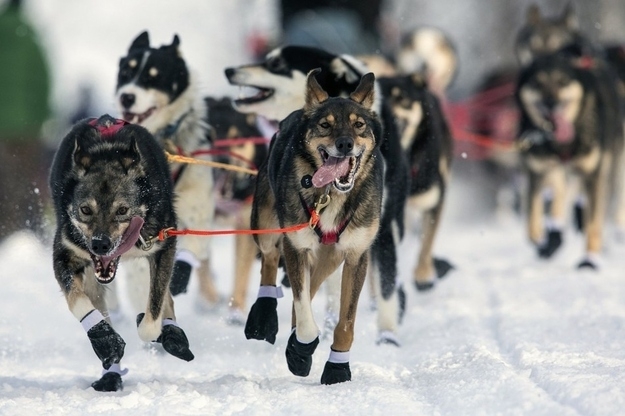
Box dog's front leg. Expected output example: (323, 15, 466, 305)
(137, 244, 172, 341)
(527, 171, 546, 247)
(53, 248, 126, 391)
(137, 243, 194, 361)
(283, 238, 319, 377)
(321, 250, 368, 385)
(579, 155, 611, 269)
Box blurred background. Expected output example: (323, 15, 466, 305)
(1, 0, 624, 241)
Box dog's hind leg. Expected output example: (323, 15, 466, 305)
(320, 249, 368, 385)
(370, 225, 401, 346)
(228, 209, 257, 325)
(413, 192, 450, 291)
(197, 258, 221, 306)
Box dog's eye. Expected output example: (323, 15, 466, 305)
(80, 206, 93, 215)
(267, 57, 285, 72)
(319, 122, 331, 129)
(116, 207, 129, 216)
(354, 121, 365, 129)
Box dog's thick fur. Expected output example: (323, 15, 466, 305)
(516, 51, 624, 266)
(247, 71, 382, 384)
(225, 45, 409, 344)
(206, 97, 268, 324)
(378, 73, 454, 289)
(115, 31, 218, 309)
(49, 115, 193, 392)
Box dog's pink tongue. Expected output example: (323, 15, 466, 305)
(553, 113, 575, 144)
(101, 216, 145, 269)
(312, 157, 350, 188)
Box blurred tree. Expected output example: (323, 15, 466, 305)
(0, 0, 51, 240)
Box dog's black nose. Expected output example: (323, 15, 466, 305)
(224, 68, 235, 79)
(120, 93, 135, 109)
(91, 235, 112, 255)
(336, 136, 354, 156)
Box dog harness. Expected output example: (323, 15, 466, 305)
(88, 115, 129, 136)
(299, 193, 350, 245)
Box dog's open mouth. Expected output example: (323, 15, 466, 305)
(122, 107, 157, 124)
(312, 148, 361, 192)
(90, 216, 144, 285)
(234, 85, 275, 105)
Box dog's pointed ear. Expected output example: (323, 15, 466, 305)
(304, 68, 329, 113)
(129, 31, 150, 52)
(73, 139, 91, 171)
(526, 4, 541, 26)
(170, 34, 183, 57)
(120, 136, 141, 171)
(561, 2, 578, 30)
(350, 73, 375, 110)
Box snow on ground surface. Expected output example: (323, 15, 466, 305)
(2, 179, 625, 416)
(2, 1, 625, 415)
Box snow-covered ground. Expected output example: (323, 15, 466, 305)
(2, 172, 625, 415)
(2, 1, 625, 415)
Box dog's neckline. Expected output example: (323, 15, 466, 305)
(155, 110, 192, 140)
(298, 192, 350, 245)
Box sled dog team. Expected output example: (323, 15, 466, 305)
(49, 4, 625, 391)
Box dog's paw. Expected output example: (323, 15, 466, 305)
(285, 331, 319, 377)
(320, 361, 351, 385)
(375, 330, 401, 347)
(280, 274, 291, 288)
(414, 280, 435, 292)
(226, 307, 247, 326)
(170, 260, 192, 296)
(577, 257, 600, 271)
(574, 203, 585, 232)
(91, 372, 123, 392)
(157, 324, 195, 362)
(244, 297, 278, 344)
(537, 229, 562, 258)
(87, 321, 126, 369)
(433, 258, 454, 279)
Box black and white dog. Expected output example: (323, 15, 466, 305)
(225, 46, 410, 345)
(115, 32, 219, 310)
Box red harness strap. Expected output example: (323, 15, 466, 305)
(88, 116, 129, 137)
(299, 194, 350, 245)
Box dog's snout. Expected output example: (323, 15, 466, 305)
(336, 136, 354, 156)
(120, 93, 135, 109)
(91, 235, 112, 255)
(224, 68, 236, 79)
